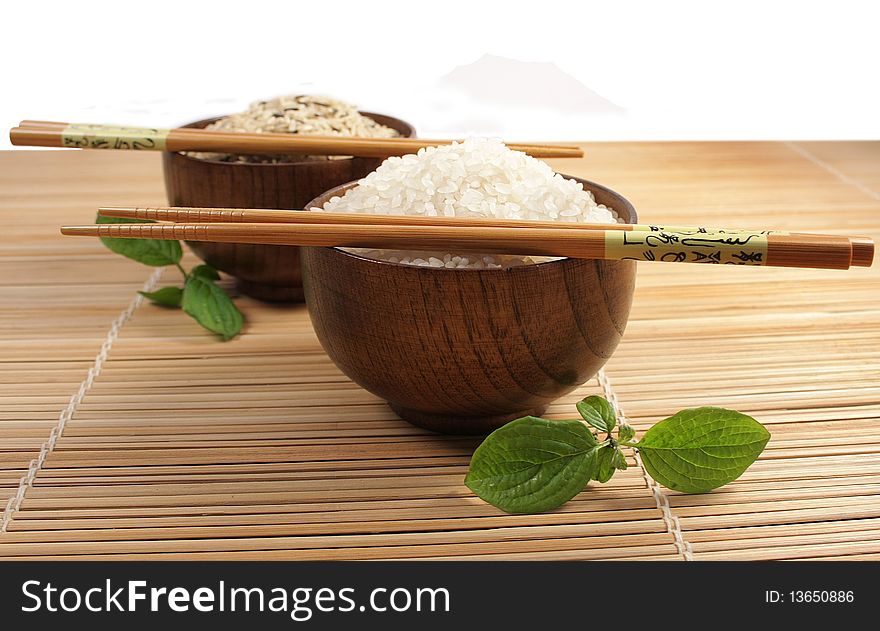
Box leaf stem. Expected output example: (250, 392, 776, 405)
(175, 262, 189, 281)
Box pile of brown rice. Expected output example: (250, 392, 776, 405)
(188, 95, 400, 164)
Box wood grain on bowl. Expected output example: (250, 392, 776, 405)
(302, 177, 637, 434)
(162, 113, 415, 302)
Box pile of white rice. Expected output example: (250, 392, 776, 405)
(313, 138, 620, 269)
(189, 95, 400, 164)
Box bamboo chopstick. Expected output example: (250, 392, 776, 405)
(96, 206, 875, 268)
(10, 121, 583, 159)
(95, 205, 772, 233)
(61, 221, 864, 270)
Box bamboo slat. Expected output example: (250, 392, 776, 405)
(1, 142, 879, 560)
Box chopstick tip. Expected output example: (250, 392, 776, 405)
(60, 226, 95, 236)
(851, 237, 874, 267)
(97, 206, 137, 218)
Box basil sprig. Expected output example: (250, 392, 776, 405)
(97, 214, 243, 340)
(465, 396, 770, 514)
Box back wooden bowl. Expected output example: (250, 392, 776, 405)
(162, 113, 416, 302)
(302, 177, 638, 434)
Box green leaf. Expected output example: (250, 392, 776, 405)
(593, 445, 616, 483)
(139, 286, 183, 308)
(96, 214, 182, 267)
(637, 407, 770, 493)
(618, 423, 635, 443)
(465, 417, 600, 514)
(592, 444, 628, 483)
(182, 275, 244, 340)
(576, 395, 617, 434)
(611, 446, 627, 471)
(191, 264, 221, 281)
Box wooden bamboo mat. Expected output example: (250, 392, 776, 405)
(1, 143, 878, 560)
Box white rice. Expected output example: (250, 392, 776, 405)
(312, 137, 620, 268)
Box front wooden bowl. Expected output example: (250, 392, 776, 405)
(162, 113, 416, 302)
(302, 176, 637, 434)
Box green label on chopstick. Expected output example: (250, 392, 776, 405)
(605, 229, 770, 265)
(61, 124, 169, 151)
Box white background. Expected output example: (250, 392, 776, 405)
(2, 0, 878, 147)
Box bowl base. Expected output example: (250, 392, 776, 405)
(389, 403, 549, 435)
(235, 278, 304, 303)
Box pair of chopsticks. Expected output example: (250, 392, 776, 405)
(61, 206, 874, 270)
(10, 120, 583, 159)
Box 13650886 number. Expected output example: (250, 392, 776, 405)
(790, 591, 854, 603)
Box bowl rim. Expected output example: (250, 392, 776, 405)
(305, 175, 638, 273)
(165, 111, 416, 168)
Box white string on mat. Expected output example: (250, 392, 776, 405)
(595, 368, 695, 561)
(0, 268, 164, 534)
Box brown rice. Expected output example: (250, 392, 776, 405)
(188, 95, 400, 163)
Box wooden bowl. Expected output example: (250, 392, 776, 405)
(162, 113, 416, 302)
(302, 176, 637, 434)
